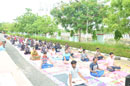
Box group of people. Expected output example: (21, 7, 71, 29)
(7, 35, 121, 86)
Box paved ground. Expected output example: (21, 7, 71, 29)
(0, 34, 57, 86)
(0, 51, 33, 86)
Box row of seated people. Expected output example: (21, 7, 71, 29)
(8, 36, 121, 86)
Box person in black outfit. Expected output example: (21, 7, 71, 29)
(21, 42, 25, 51)
(24, 44, 31, 55)
(55, 43, 62, 52)
(35, 43, 40, 50)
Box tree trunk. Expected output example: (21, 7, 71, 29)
(79, 28, 81, 42)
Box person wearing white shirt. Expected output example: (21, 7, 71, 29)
(68, 60, 88, 86)
(106, 52, 121, 72)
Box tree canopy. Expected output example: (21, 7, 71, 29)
(51, 0, 107, 41)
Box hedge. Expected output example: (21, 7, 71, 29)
(8, 33, 130, 58)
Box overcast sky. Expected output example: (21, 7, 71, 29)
(0, 0, 64, 23)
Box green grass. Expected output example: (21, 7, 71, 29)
(8, 33, 130, 58)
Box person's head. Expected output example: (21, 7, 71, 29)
(110, 52, 114, 58)
(52, 47, 55, 51)
(42, 44, 45, 47)
(93, 57, 98, 63)
(96, 48, 100, 52)
(80, 46, 82, 49)
(65, 49, 68, 53)
(43, 52, 47, 55)
(71, 60, 77, 68)
(83, 49, 86, 53)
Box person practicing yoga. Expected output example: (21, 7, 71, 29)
(90, 57, 105, 77)
(24, 44, 31, 55)
(81, 49, 89, 62)
(55, 43, 62, 52)
(63, 49, 73, 64)
(20, 42, 25, 51)
(41, 52, 54, 69)
(35, 42, 40, 50)
(94, 48, 104, 60)
(65, 43, 69, 50)
(30, 39, 34, 47)
(49, 47, 57, 59)
(30, 48, 41, 60)
(41, 45, 47, 54)
(68, 60, 88, 86)
(106, 52, 121, 72)
(67, 47, 75, 58)
(78, 46, 83, 53)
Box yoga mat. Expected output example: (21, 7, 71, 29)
(54, 73, 68, 86)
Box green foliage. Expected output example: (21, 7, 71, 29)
(32, 16, 58, 35)
(104, 0, 130, 38)
(114, 30, 122, 42)
(9, 33, 130, 58)
(58, 31, 61, 36)
(70, 30, 74, 37)
(0, 8, 59, 35)
(92, 30, 97, 40)
(51, 0, 107, 41)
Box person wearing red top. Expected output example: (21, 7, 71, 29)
(41, 52, 54, 69)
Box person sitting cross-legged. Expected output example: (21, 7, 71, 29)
(63, 49, 73, 64)
(81, 49, 89, 62)
(94, 48, 104, 60)
(41, 52, 54, 69)
(68, 60, 88, 86)
(20, 42, 25, 51)
(35, 43, 40, 50)
(30, 48, 41, 60)
(24, 44, 31, 55)
(106, 52, 121, 72)
(41, 45, 47, 54)
(78, 46, 83, 53)
(90, 57, 105, 77)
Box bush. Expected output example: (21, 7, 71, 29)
(8, 33, 130, 58)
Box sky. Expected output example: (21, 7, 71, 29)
(0, 0, 64, 23)
(0, 0, 106, 23)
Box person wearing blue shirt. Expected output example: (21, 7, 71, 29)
(63, 49, 72, 64)
(90, 57, 105, 77)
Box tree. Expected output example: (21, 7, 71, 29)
(14, 8, 38, 33)
(32, 16, 58, 36)
(104, 0, 130, 41)
(114, 30, 122, 42)
(51, 0, 107, 42)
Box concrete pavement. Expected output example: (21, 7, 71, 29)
(0, 34, 57, 86)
